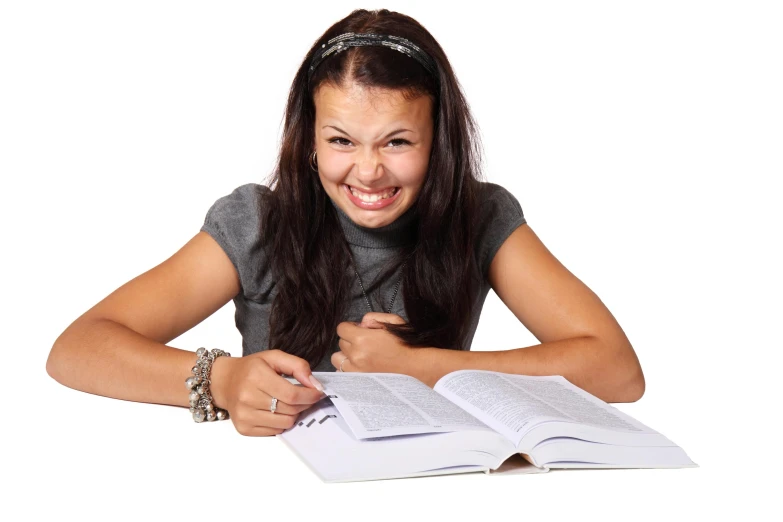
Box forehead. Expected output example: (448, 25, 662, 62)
(313, 82, 432, 124)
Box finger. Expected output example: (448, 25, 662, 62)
(336, 321, 362, 341)
(331, 350, 352, 372)
(339, 341, 360, 372)
(259, 350, 325, 399)
(335, 332, 354, 357)
(233, 410, 300, 436)
(260, 349, 321, 389)
(330, 351, 342, 370)
(258, 360, 327, 406)
(332, 352, 356, 372)
(338, 338, 353, 357)
(359, 318, 385, 329)
(360, 312, 406, 328)
(236, 387, 311, 415)
(235, 425, 286, 437)
(255, 410, 300, 430)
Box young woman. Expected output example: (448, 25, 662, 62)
(46, 9, 645, 437)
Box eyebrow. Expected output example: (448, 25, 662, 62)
(323, 125, 413, 140)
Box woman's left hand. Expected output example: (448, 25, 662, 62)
(331, 313, 415, 374)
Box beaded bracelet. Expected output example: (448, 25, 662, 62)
(185, 347, 231, 423)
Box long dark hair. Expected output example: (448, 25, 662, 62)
(259, 9, 487, 368)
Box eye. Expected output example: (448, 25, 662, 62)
(327, 137, 411, 148)
(388, 138, 411, 148)
(328, 137, 352, 147)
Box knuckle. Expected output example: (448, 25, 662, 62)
(284, 391, 300, 406)
(237, 389, 254, 405)
(280, 387, 298, 404)
(252, 358, 270, 374)
(234, 407, 254, 425)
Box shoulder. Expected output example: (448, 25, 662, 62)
(200, 183, 273, 297)
(476, 181, 524, 216)
(473, 181, 527, 279)
(203, 183, 270, 229)
(201, 183, 272, 245)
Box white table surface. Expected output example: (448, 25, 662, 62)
(9, 357, 768, 522)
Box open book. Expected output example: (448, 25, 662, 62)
(278, 370, 697, 483)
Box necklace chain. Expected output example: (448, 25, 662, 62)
(348, 252, 406, 314)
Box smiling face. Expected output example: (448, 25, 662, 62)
(312, 81, 434, 228)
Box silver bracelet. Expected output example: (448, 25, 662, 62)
(185, 347, 231, 423)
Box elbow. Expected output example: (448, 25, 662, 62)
(602, 339, 645, 403)
(603, 369, 644, 404)
(625, 369, 645, 403)
(47, 316, 94, 384)
(617, 351, 646, 403)
(47, 325, 80, 385)
(635, 364, 646, 401)
(46, 336, 66, 384)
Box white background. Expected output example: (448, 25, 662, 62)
(2, 1, 780, 520)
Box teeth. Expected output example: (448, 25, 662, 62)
(349, 186, 398, 202)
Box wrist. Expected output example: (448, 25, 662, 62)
(406, 347, 433, 387)
(209, 355, 236, 410)
(186, 347, 231, 422)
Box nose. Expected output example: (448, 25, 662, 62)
(355, 148, 384, 185)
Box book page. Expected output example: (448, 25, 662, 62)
(312, 372, 493, 440)
(279, 400, 517, 482)
(434, 370, 654, 446)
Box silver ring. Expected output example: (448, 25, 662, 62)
(270, 397, 278, 414)
(339, 356, 349, 372)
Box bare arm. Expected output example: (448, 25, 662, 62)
(46, 231, 241, 407)
(408, 224, 645, 403)
(47, 229, 327, 436)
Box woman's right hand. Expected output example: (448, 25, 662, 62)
(209, 349, 326, 437)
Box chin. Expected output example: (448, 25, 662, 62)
(351, 208, 401, 228)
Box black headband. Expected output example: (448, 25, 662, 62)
(307, 32, 439, 86)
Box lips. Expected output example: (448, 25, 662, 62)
(342, 183, 401, 209)
(345, 184, 399, 195)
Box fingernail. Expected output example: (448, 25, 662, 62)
(309, 374, 324, 392)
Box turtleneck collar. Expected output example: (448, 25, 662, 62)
(328, 196, 418, 248)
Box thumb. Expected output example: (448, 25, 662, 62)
(361, 312, 406, 328)
(261, 350, 325, 394)
(360, 318, 386, 329)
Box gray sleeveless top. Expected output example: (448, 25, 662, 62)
(200, 182, 526, 372)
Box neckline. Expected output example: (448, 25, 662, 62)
(328, 196, 418, 248)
